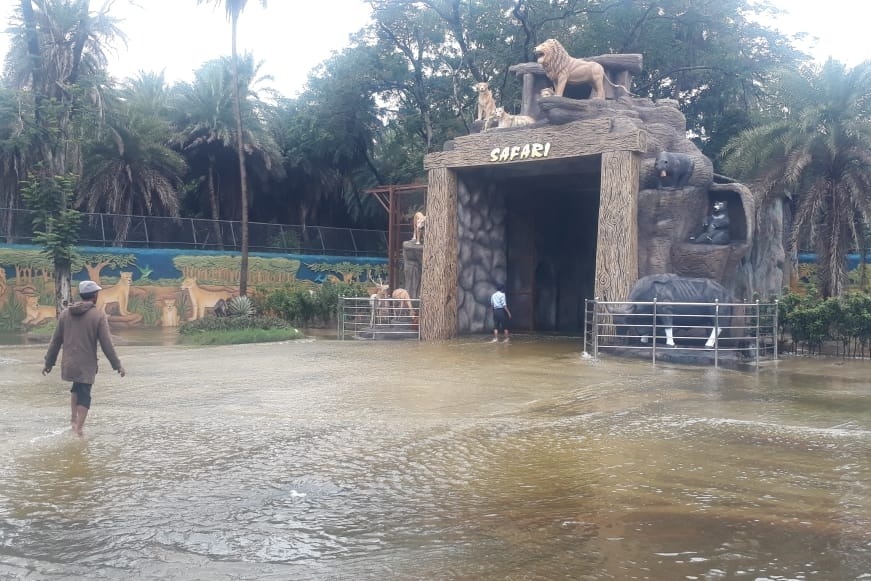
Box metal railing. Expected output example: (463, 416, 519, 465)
(0, 208, 387, 257)
(583, 298, 779, 367)
(338, 296, 421, 340)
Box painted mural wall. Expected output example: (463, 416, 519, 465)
(0, 245, 387, 329)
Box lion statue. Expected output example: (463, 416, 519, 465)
(534, 38, 631, 99)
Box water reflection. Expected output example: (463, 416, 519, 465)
(0, 336, 869, 579)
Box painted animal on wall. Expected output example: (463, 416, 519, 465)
(180, 277, 234, 320)
(96, 272, 133, 315)
(22, 295, 56, 326)
(161, 298, 179, 327)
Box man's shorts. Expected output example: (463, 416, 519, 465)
(493, 308, 508, 332)
(70, 382, 93, 409)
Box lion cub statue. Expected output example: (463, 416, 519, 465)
(474, 81, 497, 121)
(534, 38, 631, 99)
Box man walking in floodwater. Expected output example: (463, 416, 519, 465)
(43, 280, 125, 436)
(490, 283, 512, 342)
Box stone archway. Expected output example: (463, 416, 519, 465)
(420, 118, 646, 341)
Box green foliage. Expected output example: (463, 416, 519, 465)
(178, 326, 303, 345)
(21, 171, 81, 269)
(257, 281, 368, 327)
(127, 291, 162, 327)
(0, 295, 25, 330)
(305, 261, 386, 283)
(178, 315, 290, 335)
(227, 295, 255, 317)
(778, 289, 871, 357)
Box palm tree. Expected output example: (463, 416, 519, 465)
(198, 0, 266, 296)
(8, 0, 123, 308)
(172, 55, 282, 249)
(722, 59, 871, 298)
(79, 81, 186, 244)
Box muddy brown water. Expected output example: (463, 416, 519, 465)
(1, 333, 870, 579)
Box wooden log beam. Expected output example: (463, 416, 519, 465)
(595, 150, 639, 303)
(424, 119, 646, 170)
(420, 167, 458, 340)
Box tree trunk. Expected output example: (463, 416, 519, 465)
(207, 159, 224, 249)
(230, 17, 250, 296)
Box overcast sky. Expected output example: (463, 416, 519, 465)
(0, 0, 869, 98)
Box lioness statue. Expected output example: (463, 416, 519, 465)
(534, 38, 632, 99)
(474, 81, 497, 121)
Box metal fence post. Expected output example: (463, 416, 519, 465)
(755, 299, 761, 368)
(717, 299, 723, 362)
(652, 298, 657, 365)
(774, 299, 779, 360)
(593, 298, 599, 360)
(583, 298, 589, 354)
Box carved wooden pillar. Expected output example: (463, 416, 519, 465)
(420, 167, 458, 340)
(596, 150, 639, 302)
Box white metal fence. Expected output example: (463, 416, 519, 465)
(583, 298, 779, 367)
(338, 296, 421, 340)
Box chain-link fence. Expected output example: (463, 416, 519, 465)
(0, 208, 388, 257)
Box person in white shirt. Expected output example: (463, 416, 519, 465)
(490, 283, 512, 342)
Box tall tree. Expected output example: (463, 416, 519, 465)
(79, 76, 186, 244)
(173, 56, 282, 245)
(9, 0, 122, 309)
(722, 60, 871, 297)
(198, 0, 266, 296)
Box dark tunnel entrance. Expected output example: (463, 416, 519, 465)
(500, 162, 601, 333)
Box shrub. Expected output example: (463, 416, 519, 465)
(178, 315, 289, 335)
(257, 281, 369, 327)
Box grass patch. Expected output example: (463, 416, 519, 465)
(178, 326, 304, 345)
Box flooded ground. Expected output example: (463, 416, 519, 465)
(1, 333, 870, 579)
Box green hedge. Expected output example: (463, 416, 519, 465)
(256, 281, 369, 327)
(779, 290, 871, 357)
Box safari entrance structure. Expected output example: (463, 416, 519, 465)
(413, 41, 785, 352)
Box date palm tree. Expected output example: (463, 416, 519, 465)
(198, 0, 266, 296)
(8, 0, 123, 308)
(79, 78, 186, 244)
(173, 55, 283, 249)
(722, 59, 871, 298)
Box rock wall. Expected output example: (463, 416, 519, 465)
(456, 179, 506, 333)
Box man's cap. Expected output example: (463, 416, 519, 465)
(78, 280, 102, 294)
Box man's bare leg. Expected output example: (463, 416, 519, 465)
(74, 406, 89, 436)
(70, 393, 78, 433)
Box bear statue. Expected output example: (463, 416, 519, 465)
(655, 151, 696, 189)
(690, 200, 731, 245)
